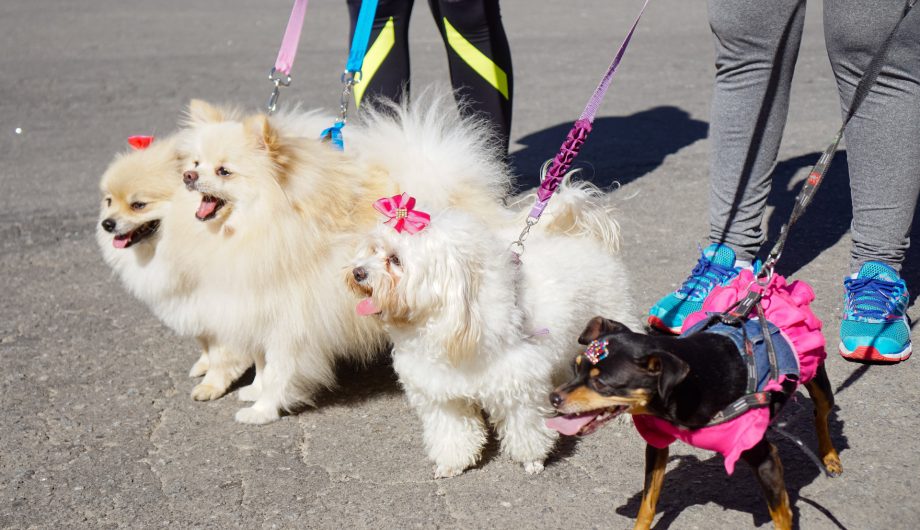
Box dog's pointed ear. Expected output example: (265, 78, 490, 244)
(578, 317, 629, 345)
(243, 114, 281, 153)
(645, 350, 689, 402)
(185, 99, 224, 126)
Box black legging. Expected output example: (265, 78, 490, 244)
(346, 0, 513, 152)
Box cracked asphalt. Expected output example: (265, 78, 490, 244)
(2, 0, 919, 528)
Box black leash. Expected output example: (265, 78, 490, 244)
(769, 422, 838, 478)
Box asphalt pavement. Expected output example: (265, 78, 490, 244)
(2, 0, 919, 528)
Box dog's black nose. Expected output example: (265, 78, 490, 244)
(101, 218, 116, 233)
(353, 267, 368, 283)
(183, 170, 199, 186)
(549, 392, 564, 408)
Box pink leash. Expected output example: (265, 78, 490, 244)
(268, 0, 309, 114)
(512, 0, 650, 253)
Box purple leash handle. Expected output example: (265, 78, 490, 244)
(527, 0, 650, 223)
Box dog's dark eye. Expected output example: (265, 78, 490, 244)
(589, 377, 613, 393)
(193, 161, 199, 168)
(130, 202, 147, 210)
(105, 198, 112, 207)
(216, 166, 231, 177)
(388, 254, 401, 267)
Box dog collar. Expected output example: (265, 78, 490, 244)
(584, 339, 609, 364)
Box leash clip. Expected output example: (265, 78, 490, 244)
(267, 67, 292, 115)
(509, 217, 538, 257)
(337, 70, 361, 124)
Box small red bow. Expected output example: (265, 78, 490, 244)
(373, 193, 430, 234)
(127, 135, 155, 150)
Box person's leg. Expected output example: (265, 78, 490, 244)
(429, 0, 513, 152)
(824, 0, 920, 274)
(825, 0, 920, 362)
(648, 0, 806, 334)
(707, 0, 807, 261)
(347, 0, 414, 107)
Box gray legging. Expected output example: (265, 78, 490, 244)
(707, 0, 920, 273)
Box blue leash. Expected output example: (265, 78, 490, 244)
(321, 0, 379, 149)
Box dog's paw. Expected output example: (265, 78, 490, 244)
(234, 405, 279, 425)
(236, 383, 261, 402)
(433, 464, 466, 479)
(188, 355, 209, 378)
(523, 461, 545, 475)
(190, 383, 225, 401)
(824, 454, 843, 477)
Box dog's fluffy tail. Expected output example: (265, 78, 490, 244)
(507, 170, 621, 254)
(346, 86, 512, 212)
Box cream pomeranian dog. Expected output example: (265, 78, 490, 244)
(174, 90, 514, 424)
(96, 135, 251, 400)
(346, 181, 639, 477)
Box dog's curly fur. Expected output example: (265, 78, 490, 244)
(347, 181, 639, 477)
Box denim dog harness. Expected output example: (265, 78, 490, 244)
(633, 271, 826, 474)
(687, 319, 800, 393)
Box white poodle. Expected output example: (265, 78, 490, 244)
(347, 182, 639, 477)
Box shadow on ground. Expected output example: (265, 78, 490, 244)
(613, 393, 850, 529)
(510, 106, 708, 191)
(312, 355, 402, 409)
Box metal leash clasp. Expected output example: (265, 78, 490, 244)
(510, 217, 538, 257)
(338, 70, 362, 124)
(267, 67, 292, 115)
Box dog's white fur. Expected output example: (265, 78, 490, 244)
(348, 181, 639, 476)
(96, 135, 255, 400)
(165, 91, 512, 424)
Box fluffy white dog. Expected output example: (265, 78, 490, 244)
(347, 181, 639, 477)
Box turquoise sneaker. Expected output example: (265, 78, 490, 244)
(648, 244, 752, 334)
(839, 261, 912, 363)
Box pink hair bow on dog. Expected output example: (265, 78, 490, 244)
(373, 193, 431, 234)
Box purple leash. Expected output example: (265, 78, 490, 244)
(512, 0, 650, 252)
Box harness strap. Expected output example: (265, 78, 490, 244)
(705, 392, 771, 426)
(756, 303, 779, 383)
(694, 314, 783, 427)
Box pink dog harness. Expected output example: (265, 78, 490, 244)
(632, 271, 827, 474)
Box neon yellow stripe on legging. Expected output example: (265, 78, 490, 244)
(443, 17, 509, 100)
(354, 17, 396, 109)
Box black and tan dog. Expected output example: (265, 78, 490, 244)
(548, 317, 842, 530)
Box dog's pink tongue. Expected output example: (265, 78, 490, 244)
(112, 233, 132, 249)
(356, 298, 381, 316)
(545, 413, 599, 436)
(196, 196, 219, 220)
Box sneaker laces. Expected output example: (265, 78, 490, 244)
(844, 277, 904, 321)
(675, 249, 737, 300)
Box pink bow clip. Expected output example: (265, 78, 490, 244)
(127, 135, 155, 150)
(373, 193, 431, 234)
